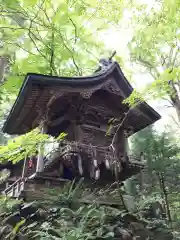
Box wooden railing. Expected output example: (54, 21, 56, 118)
(4, 177, 25, 197)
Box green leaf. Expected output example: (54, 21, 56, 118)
(22, 0, 38, 7)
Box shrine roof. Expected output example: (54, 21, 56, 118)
(3, 61, 161, 134)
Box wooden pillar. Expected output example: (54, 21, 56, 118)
(22, 154, 28, 179)
(124, 130, 129, 154)
(36, 121, 47, 173)
(119, 129, 129, 162)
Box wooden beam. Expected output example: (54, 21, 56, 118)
(82, 124, 107, 133)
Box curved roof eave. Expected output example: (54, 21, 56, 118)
(2, 61, 161, 134)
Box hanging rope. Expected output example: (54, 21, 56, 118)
(77, 154, 83, 176)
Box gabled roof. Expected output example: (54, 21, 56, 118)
(2, 61, 161, 135)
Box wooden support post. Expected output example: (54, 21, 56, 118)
(124, 130, 129, 154)
(17, 181, 20, 196)
(22, 154, 28, 179)
(36, 121, 47, 173)
(5, 182, 9, 189)
(12, 185, 15, 197)
(140, 152, 144, 162)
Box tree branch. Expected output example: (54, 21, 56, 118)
(111, 108, 132, 150)
(137, 57, 160, 79)
(57, 30, 82, 75)
(49, 26, 56, 75)
(171, 115, 180, 128)
(160, 54, 167, 66)
(171, 47, 179, 69)
(167, 45, 174, 68)
(28, 28, 47, 60)
(69, 17, 78, 44)
(161, 96, 173, 107)
(5, 6, 48, 61)
(5, 41, 36, 56)
(0, 26, 25, 30)
(36, 0, 51, 24)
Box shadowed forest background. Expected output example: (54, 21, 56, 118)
(1, 0, 180, 239)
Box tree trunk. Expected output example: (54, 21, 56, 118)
(173, 101, 180, 123)
(0, 56, 8, 84)
(158, 172, 172, 229)
(169, 82, 180, 123)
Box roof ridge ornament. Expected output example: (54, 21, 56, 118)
(94, 51, 117, 74)
(100, 50, 116, 66)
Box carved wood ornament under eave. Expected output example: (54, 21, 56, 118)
(80, 91, 93, 99)
(103, 79, 125, 97)
(80, 80, 125, 100)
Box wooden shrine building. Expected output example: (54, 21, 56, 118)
(0, 59, 160, 200)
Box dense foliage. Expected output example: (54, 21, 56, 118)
(129, 127, 180, 234)
(0, 0, 125, 95)
(0, 129, 66, 164)
(0, 181, 175, 240)
(126, 0, 180, 122)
